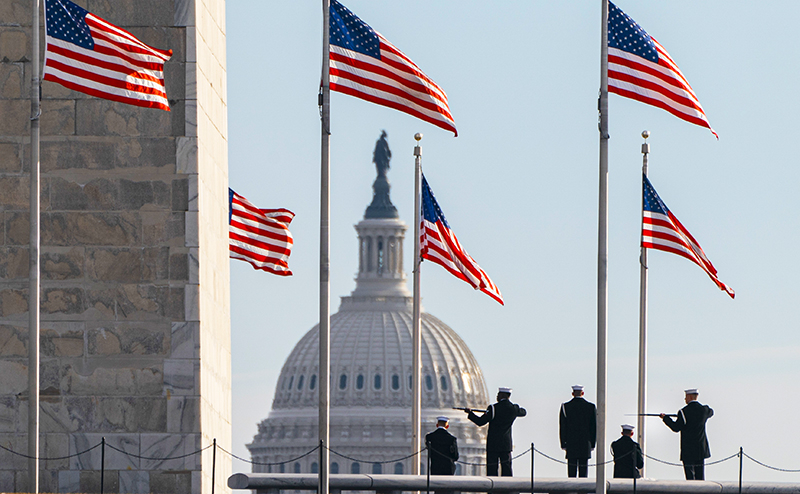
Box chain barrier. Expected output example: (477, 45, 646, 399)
(217, 444, 320, 466)
(426, 444, 532, 467)
(742, 452, 800, 473)
(104, 442, 212, 461)
(326, 444, 424, 464)
(0, 440, 102, 460)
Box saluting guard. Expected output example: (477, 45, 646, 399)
(463, 387, 526, 476)
(559, 385, 597, 478)
(661, 388, 714, 480)
(611, 424, 644, 478)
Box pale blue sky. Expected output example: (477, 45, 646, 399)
(226, 1, 800, 482)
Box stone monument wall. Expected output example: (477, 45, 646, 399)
(0, 0, 230, 492)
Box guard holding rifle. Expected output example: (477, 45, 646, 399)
(459, 386, 526, 477)
(660, 388, 714, 480)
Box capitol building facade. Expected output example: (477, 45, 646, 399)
(247, 135, 489, 476)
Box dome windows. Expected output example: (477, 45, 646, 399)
(425, 375, 434, 391)
(372, 463, 382, 474)
(394, 462, 404, 474)
(331, 462, 339, 474)
(288, 376, 294, 390)
(339, 374, 348, 390)
(297, 375, 305, 390)
(391, 374, 400, 390)
(374, 374, 382, 390)
(440, 375, 448, 391)
(356, 374, 365, 390)
(351, 462, 360, 474)
(309, 374, 317, 390)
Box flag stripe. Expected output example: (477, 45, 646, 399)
(230, 189, 294, 276)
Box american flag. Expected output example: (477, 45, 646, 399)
(642, 175, 734, 298)
(329, 0, 457, 136)
(43, 0, 172, 111)
(608, 2, 716, 137)
(420, 175, 503, 305)
(229, 189, 294, 276)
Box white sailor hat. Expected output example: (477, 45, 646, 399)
(498, 387, 512, 394)
(571, 385, 584, 391)
(437, 416, 449, 423)
(621, 424, 635, 431)
(684, 388, 699, 395)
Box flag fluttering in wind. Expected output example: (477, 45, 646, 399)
(329, 0, 457, 136)
(608, 2, 716, 137)
(43, 0, 172, 111)
(229, 189, 294, 276)
(420, 175, 503, 305)
(642, 175, 734, 298)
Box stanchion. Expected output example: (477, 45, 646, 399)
(738, 447, 743, 494)
(100, 437, 105, 494)
(212, 438, 217, 494)
(426, 442, 430, 494)
(632, 448, 636, 494)
(530, 443, 534, 494)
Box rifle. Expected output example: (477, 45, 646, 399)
(625, 413, 677, 417)
(452, 407, 477, 412)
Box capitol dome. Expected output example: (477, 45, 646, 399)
(248, 133, 489, 476)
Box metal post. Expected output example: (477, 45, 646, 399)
(426, 441, 430, 494)
(637, 130, 650, 478)
(28, 0, 42, 492)
(100, 437, 105, 494)
(530, 443, 534, 494)
(412, 133, 423, 475)
(319, 2, 331, 494)
(738, 447, 743, 494)
(596, 2, 609, 494)
(212, 438, 217, 494)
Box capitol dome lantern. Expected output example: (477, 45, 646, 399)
(247, 132, 489, 476)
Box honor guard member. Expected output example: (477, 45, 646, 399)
(660, 388, 714, 480)
(464, 386, 527, 476)
(425, 416, 459, 476)
(559, 385, 597, 478)
(611, 424, 644, 479)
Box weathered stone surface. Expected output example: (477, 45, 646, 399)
(72, 433, 139, 470)
(84, 284, 182, 320)
(0, 63, 24, 99)
(172, 177, 189, 211)
(95, 397, 167, 432)
(141, 433, 199, 470)
(143, 246, 170, 281)
(0, 99, 28, 135)
(0, 396, 18, 432)
(169, 251, 189, 280)
(40, 137, 176, 171)
(76, 100, 175, 137)
(0, 360, 27, 395)
(167, 395, 198, 433)
(0, 247, 28, 279)
(0, 139, 22, 172)
(150, 470, 192, 494)
(119, 470, 150, 494)
(87, 248, 142, 282)
(0, 324, 26, 357)
(49, 177, 118, 210)
(165, 61, 187, 101)
(0, 0, 32, 26)
(58, 469, 80, 493)
(170, 321, 197, 359)
(0, 288, 27, 317)
(176, 136, 197, 174)
(86, 0, 175, 27)
(41, 323, 84, 357)
(120, 179, 171, 209)
(0, 29, 27, 62)
(41, 397, 92, 433)
(41, 99, 76, 135)
(62, 364, 163, 397)
(164, 358, 195, 395)
(41, 287, 85, 315)
(0, 433, 26, 469)
(42, 432, 70, 470)
(80, 469, 119, 493)
(87, 322, 169, 356)
(142, 211, 185, 246)
(41, 247, 85, 280)
(39, 212, 141, 246)
(0, 175, 28, 209)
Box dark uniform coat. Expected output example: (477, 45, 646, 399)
(611, 435, 644, 479)
(559, 397, 597, 459)
(663, 400, 714, 462)
(468, 399, 527, 452)
(426, 427, 459, 475)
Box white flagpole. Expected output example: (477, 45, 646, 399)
(319, 1, 331, 493)
(637, 130, 650, 477)
(596, 1, 609, 493)
(29, 0, 42, 491)
(411, 133, 423, 475)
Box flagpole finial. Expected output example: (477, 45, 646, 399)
(641, 130, 650, 156)
(414, 133, 422, 158)
(641, 130, 650, 139)
(414, 133, 423, 142)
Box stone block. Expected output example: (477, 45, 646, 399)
(0, 433, 27, 469)
(149, 470, 192, 494)
(170, 321, 197, 359)
(41, 286, 85, 315)
(169, 251, 189, 281)
(42, 432, 70, 470)
(188, 247, 199, 283)
(176, 137, 197, 174)
(86, 0, 175, 28)
(76, 99, 174, 137)
(0, 470, 13, 493)
(71, 433, 139, 470)
(87, 322, 169, 356)
(165, 60, 186, 101)
(41, 323, 84, 357)
(41, 99, 76, 135)
(0, 396, 18, 432)
(119, 179, 171, 210)
(58, 469, 81, 493)
(164, 358, 195, 395)
(0, 174, 28, 209)
(49, 177, 118, 210)
(141, 433, 200, 470)
(40, 137, 176, 172)
(144, 246, 170, 281)
(0, 288, 27, 317)
(0, 0, 32, 26)
(41, 247, 84, 280)
(172, 177, 189, 211)
(41, 397, 90, 433)
(120, 470, 150, 494)
(0, 99, 28, 135)
(80, 469, 119, 494)
(0, 62, 24, 99)
(85, 283, 181, 320)
(0, 360, 27, 395)
(87, 248, 143, 282)
(174, 0, 193, 26)
(0, 247, 28, 279)
(0, 29, 27, 62)
(167, 396, 199, 433)
(63, 364, 163, 398)
(0, 139, 22, 172)
(40, 211, 141, 246)
(0, 324, 26, 357)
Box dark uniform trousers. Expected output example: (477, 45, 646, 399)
(560, 397, 597, 478)
(611, 435, 644, 479)
(663, 400, 714, 481)
(468, 399, 527, 477)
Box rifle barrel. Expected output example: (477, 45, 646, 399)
(625, 413, 677, 417)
